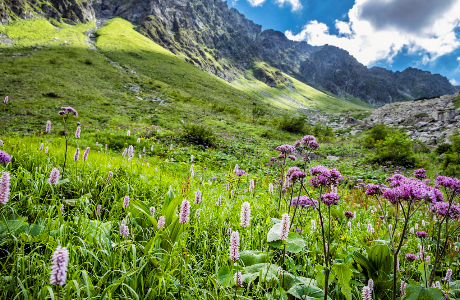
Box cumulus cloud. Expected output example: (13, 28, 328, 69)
(247, 0, 266, 6)
(275, 0, 303, 11)
(450, 78, 459, 85)
(285, 0, 460, 66)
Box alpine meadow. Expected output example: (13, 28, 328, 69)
(1, 0, 460, 299)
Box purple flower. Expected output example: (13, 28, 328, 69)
(290, 196, 317, 208)
(414, 168, 427, 179)
(236, 170, 246, 177)
(4, 96, 8, 104)
(128, 145, 134, 158)
(405, 253, 417, 262)
(415, 231, 428, 238)
(290, 171, 306, 182)
(321, 193, 340, 206)
(179, 199, 191, 224)
(75, 126, 81, 139)
(49, 168, 60, 184)
(50, 246, 69, 285)
(58, 111, 66, 115)
(76, 122, 81, 126)
(365, 184, 383, 196)
(46, 121, 51, 133)
(0, 172, 10, 205)
(362, 286, 371, 300)
(344, 211, 355, 219)
(288, 155, 296, 161)
(301, 135, 319, 150)
(60, 106, 78, 117)
(310, 175, 329, 188)
(430, 202, 460, 220)
(0, 150, 11, 165)
(229, 231, 240, 261)
(270, 157, 277, 162)
(96, 204, 101, 216)
(120, 220, 129, 238)
(436, 176, 460, 194)
(276, 144, 295, 155)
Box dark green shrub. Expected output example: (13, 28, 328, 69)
(435, 143, 452, 155)
(312, 122, 333, 137)
(363, 124, 392, 148)
(277, 116, 306, 133)
(441, 131, 460, 177)
(182, 124, 216, 148)
(368, 131, 417, 166)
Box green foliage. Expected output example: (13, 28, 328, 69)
(441, 131, 460, 177)
(277, 116, 307, 133)
(413, 139, 431, 154)
(370, 131, 416, 166)
(363, 124, 392, 148)
(351, 111, 372, 120)
(312, 122, 334, 137)
(453, 95, 460, 109)
(181, 124, 216, 147)
(331, 263, 353, 300)
(405, 284, 445, 299)
(435, 143, 452, 155)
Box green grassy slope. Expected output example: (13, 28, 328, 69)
(0, 17, 371, 137)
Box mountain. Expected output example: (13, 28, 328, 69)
(1, 0, 457, 106)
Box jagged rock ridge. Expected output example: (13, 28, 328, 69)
(1, 0, 458, 106)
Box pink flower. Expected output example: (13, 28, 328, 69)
(96, 205, 101, 216)
(50, 246, 69, 285)
(127, 130, 130, 136)
(122, 148, 127, 156)
(240, 202, 251, 228)
(249, 179, 255, 193)
(40, 143, 44, 151)
(195, 208, 201, 219)
(311, 220, 316, 230)
(49, 168, 60, 184)
(401, 281, 406, 296)
(368, 279, 374, 291)
(229, 231, 240, 261)
(226, 183, 230, 191)
(128, 145, 134, 158)
(74, 148, 80, 162)
(4, 96, 8, 104)
(269, 183, 274, 194)
(362, 286, 371, 300)
(216, 197, 222, 206)
(45, 147, 49, 154)
(75, 126, 81, 139)
(0, 172, 10, 204)
(179, 199, 191, 224)
(234, 272, 242, 287)
(228, 228, 232, 235)
(83, 147, 90, 161)
(234, 164, 239, 173)
(106, 171, 112, 184)
(120, 220, 129, 238)
(157, 216, 165, 229)
(46, 121, 51, 133)
(277, 267, 284, 276)
(445, 269, 452, 282)
(123, 196, 129, 209)
(195, 190, 201, 203)
(60, 204, 64, 214)
(150, 207, 155, 217)
(280, 213, 290, 241)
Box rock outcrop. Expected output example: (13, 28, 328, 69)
(1, 0, 458, 106)
(358, 92, 460, 144)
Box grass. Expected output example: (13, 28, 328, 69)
(453, 95, 460, 109)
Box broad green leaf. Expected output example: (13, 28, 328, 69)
(418, 262, 431, 283)
(267, 223, 282, 242)
(352, 251, 375, 278)
(332, 263, 353, 300)
(367, 244, 392, 277)
(239, 250, 268, 267)
(217, 266, 242, 288)
(405, 284, 445, 300)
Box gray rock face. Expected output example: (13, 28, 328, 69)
(1, 0, 458, 106)
(360, 92, 460, 144)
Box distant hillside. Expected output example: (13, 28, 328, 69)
(0, 0, 457, 106)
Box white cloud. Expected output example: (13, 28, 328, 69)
(247, 0, 266, 6)
(450, 78, 459, 85)
(275, 0, 303, 11)
(285, 0, 460, 66)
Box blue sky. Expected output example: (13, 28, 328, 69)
(228, 0, 460, 86)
